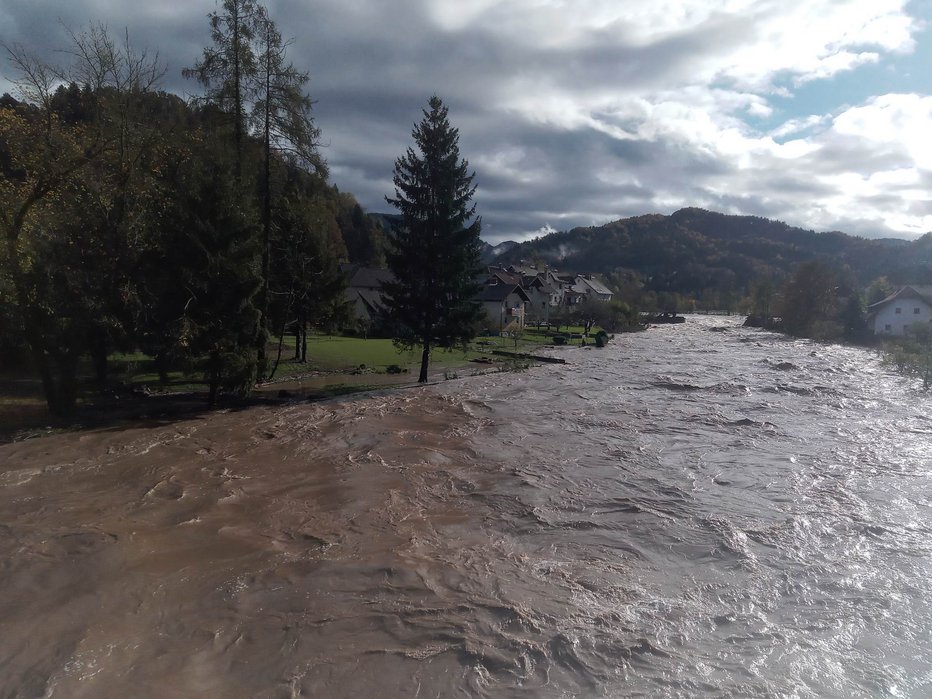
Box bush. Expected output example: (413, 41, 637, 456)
(883, 324, 932, 389)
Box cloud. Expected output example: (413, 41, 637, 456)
(0, 0, 928, 243)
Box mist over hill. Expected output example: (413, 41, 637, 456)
(491, 208, 931, 301)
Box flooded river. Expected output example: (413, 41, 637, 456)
(2, 316, 931, 697)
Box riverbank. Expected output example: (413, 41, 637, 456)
(0, 359, 478, 444)
(0, 325, 603, 443)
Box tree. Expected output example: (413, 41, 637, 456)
(1, 30, 162, 415)
(383, 96, 484, 383)
(747, 278, 776, 316)
(137, 134, 262, 405)
(866, 276, 894, 305)
(266, 168, 347, 378)
(250, 13, 324, 379)
(187, 2, 325, 380)
(338, 194, 386, 266)
(184, 0, 264, 182)
(576, 298, 640, 333)
(780, 261, 839, 339)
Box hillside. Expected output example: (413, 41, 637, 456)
(494, 208, 930, 299)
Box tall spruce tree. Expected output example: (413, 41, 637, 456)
(187, 2, 325, 381)
(384, 96, 483, 383)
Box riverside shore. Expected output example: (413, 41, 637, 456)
(0, 353, 528, 444)
(0, 325, 593, 442)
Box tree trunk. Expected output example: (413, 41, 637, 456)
(16, 300, 80, 416)
(34, 352, 79, 417)
(268, 314, 289, 382)
(56, 354, 78, 416)
(256, 20, 273, 382)
(91, 336, 109, 389)
(299, 316, 308, 363)
(155, 351, 171, 385)
(207, 351, 221, 407)
(418, 340, 430, 383)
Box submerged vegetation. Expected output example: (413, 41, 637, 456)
(881, 325, 932, 390)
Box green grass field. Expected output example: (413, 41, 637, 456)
(266, 325, 594, 376)
(0, 325, 600, 436)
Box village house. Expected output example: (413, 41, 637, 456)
(340, 261, 615, 338)
(478, 283, 530, 334)
(341, 264, 395, 331)
(867, 285, 932, 336)
(523, 273, 563, 322)
(556, 274, 589, 306)
(577, 275, 614, 301)
(489, 265, 613, 304)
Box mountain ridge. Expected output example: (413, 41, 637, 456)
(489, 207, 927, 300)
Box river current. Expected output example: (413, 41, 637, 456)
(2, 315, 931, 697)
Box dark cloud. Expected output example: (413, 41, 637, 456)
(1, 1, 927, 243)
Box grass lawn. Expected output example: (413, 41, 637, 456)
(0, 325, 601, 438)
(267, 325, 595, 377)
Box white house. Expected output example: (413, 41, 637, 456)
(523, 273, 563, 322)
(577, 275, 614, 301)
(478, 283, 530, 333)
(867, 286, 932, 336)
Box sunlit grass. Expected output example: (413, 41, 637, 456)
(0, 326, 600, 436)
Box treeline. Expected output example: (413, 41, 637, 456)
(496, 207, 932, 314)
(743, 261, 872, 343)
(0, 7, 384, 415)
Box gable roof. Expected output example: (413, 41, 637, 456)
(346, 266, 395, 290)
(579, 276, 613, 295)
(868, 285, 932, 310)
(487, 267, 523, 286)
(478, 283, 531, 303)
(526, 276, 560, 294)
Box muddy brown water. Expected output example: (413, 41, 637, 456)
(2, 316, 931, 697)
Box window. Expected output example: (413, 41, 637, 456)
(885, 324, 892, 332)
(895, 307, 902, 314)
(915, 307, 921, 314)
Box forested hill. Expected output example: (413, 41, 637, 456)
(494, 208, 932, 298)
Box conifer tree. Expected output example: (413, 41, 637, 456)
(184, 0, 264, 182)
(250, 14, 324, 379)
(384, 96, 483, 383)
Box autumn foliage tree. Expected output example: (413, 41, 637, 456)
(0, 33, 159, 415)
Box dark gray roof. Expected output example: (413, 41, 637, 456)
(478, 284, 530, 303)
(868, 285, 932, 310)
(580, 276, 614, 295)
(347, 266, 395, 289)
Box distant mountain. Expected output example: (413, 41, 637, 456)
(493, 208, 929, 298)
(367, 212, 403, 234)
(480, 240, 520, 264)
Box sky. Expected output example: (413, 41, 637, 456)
(2, 0, 931, 244)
